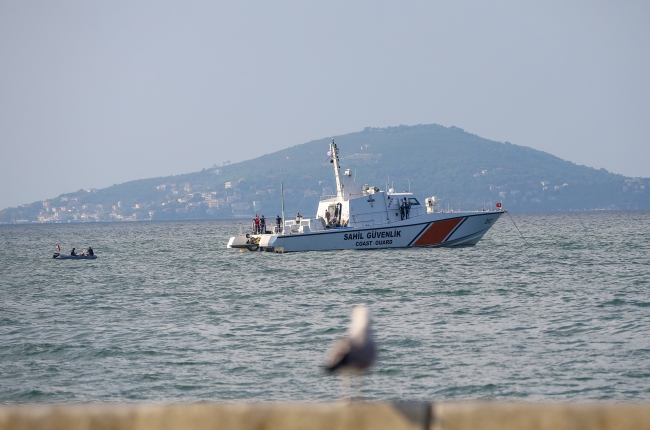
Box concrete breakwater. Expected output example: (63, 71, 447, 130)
(1, 403, 649, 430)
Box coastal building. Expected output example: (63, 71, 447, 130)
(230, 202, 252, 217)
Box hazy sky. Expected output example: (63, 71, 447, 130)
(1, 1, 649, 209)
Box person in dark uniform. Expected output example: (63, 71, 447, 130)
(399, 200, 405, 220)
(275, 215, 282, 233)
(404, 198, 411, 219)
(260, 215, 266, 234)
(70, 247, 77, 256)
(87, 246, 94, 256)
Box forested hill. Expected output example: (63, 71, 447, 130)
(2, 124, 648, 223)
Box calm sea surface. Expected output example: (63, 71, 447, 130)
(1, 212, 649, 404)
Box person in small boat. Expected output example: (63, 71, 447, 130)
(260, 215, 266, 234)
(87, 247, 94, 256)
(275, 215, 282, 233)
(70, 247, 77, 256)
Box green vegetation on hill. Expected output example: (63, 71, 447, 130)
(1, 124, 648, 223)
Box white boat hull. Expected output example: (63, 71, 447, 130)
(228, 211, 503, 253)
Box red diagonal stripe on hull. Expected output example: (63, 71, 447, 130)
(413, 218, 463, 246)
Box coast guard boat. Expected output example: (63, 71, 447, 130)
(228, 139, 504, 253)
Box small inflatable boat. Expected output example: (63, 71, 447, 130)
(53, 253, 97, 260)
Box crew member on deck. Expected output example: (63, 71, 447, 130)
(296, 212, 302, 222)
(404, 198, 411, 219)
(276, 215, 282, 233)
(260, 215, 266, 234)
(70, 248, 76, 256)
(254, 214, 260, 234)
(400, 200, 405, 220)
(325, 210, 331, 224)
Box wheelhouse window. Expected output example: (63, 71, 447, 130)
(408, 198, 420, 206)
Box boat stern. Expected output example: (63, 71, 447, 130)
(227, 234, 262, 251)
(228, 234, 282, 252)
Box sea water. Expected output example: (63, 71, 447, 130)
(1, 211, 649, 403)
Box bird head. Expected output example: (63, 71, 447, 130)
(349, 305, 371, 338)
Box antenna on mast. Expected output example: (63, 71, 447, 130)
(330, 138, 344, 201)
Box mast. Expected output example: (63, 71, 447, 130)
(281, 167, 285, 234)
(330, 139, 344, 201)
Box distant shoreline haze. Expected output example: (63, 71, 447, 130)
(1, 124, 648, 223)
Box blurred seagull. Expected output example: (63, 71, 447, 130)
(324, 305, 377, 400)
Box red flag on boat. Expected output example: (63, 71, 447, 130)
(496, 202, 502, 208)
